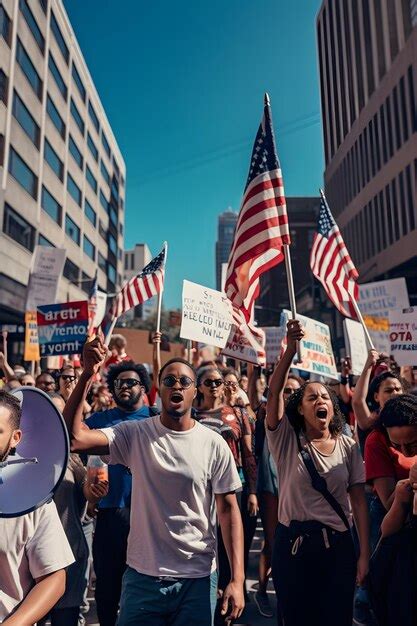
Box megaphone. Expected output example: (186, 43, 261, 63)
(0, 387, 69, 518)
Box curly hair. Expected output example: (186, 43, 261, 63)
(106, 361, 151, 395)
(285, 382, 345, 436)
(0, 390, 22, 430)
(366, 372, 405, 411)
(380, 394, 417, 428)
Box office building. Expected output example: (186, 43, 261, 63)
(317, 0, 417, 303)
(215, 208, 238, 291)
(0, 0, 125, 335)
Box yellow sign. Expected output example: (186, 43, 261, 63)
(24, 311, 40, 361)
(363, 315, 390, 332)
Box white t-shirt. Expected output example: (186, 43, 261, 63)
(101, 416, 241, 578)
(0, 501, 74, 622)
(266, 415, 365, 532)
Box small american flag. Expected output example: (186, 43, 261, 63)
(225, 94, 291, 322)
(112, 243, 167, 319)
(310, 191, 358, 318)
(87, 271, 98, 334)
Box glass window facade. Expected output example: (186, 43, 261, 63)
(72, 63, 86, 102)
(0, 69, 7, 105)
(70, 98, 85, 135)
(86, 165, 97, 193)
(0, 6, 11, 46)
(38, 233, 54, 246)
(85, 199, 96, 226)
(20, 0, 44, 53)
(12, 91, 40, 147)
(87, 133, 98, 161)
(100, 160, 110, 186)
(9, 147, 38, 198)
(67, 173, 82, 206)
(63, 258, 79, 281)
(44, 139, 63, 181)
(88, 101, 99, 133)
(50, 11, 69, 63)
(65, 214, 80, 244)
(17, 39, 42, 99)
(41, 185, 61, 224)
(46, 95, 65, 138)
(69, 135, 83, 169)
(83, 235, 95, 260)
(48, 53, 67, 100)
(101, 132, 111, 158)
(3, 203, 35, 250)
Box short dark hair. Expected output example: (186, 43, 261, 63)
(107, 361, 151, 394)
(0, 390, 22, 430)
(380, 394, 417, 428)
(158, 358, 196, 383)
(367, 372, 404, 411)
(196, 365, 223, 387)
(285, 381, 344, 437)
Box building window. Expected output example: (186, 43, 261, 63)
(63, 258, 79, 282)
(98, 252, 106, 273)
(38, 233, 54, 246)
(119, 222, 123, 236)
(48, 53, 67, 100)
(88, 101, 100, 133)
(112, 157, 120, 178)
(38, 0, 48, 14)
(67, 173, 82, 206)
(50, 11, 69, 64)
(107, 263, 116, 283)
(83, 235, 95, 260)
(373, 0, 386, 82)
(3, 203, 35, 250)
(100, 160, 110, 185)
(87, 132, 98, 161)
(99, 189, 108, 211)
(85, 199, 96, 226)
(101, 132, 111, 158)
(41, 185, 61, 224)
(44, 139, 63, 181)
(20, 0, 45, 53)
(69, 135, 83, 170)
(109, 205, 117, 227)
(406, 164, 416, 230)
(0, 69, 7, 105)
(99, 220, 107, 241)
(12, 91, 40, 148)
(0, 6, 12, 46)
(65, 215, 80, 244)
(86, 165, 97, 193)
(9, 147, 38, 198)
(46, 94, 65, 138)
(71, 63, 86, 102)
(108, 232, 117, 255)
(17, 39, 43, 99)
(387, 0, 399, 62)
(70, 98, 84, 135)
(408, 66, 417, 133)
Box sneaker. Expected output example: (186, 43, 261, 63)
(254, 591, 274, 618)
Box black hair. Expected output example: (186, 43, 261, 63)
(223, 367, 239, 380)
(285, 381, 344, 436)
(0, 390, 22, 430)
(366, 371, 404, 411)
(107, 361, 151, 394)
(380, 394, 417, 428)
(158, 358, 196, 383)
(196, 366, 223, 387)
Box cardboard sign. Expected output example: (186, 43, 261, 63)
(222, 324, 266, 366)
(262, 326, 285, 366)
(357, 278, 410, 353)
(280, 310, 338, 380)
(24, 311, 40, 361)
(180, 280, 233, 349)
(343, 319, 368, 375)
(26, 246, 66, 311)
(389, 307, 417, 366)
(37, 301, 88, 356)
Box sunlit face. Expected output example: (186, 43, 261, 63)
(159, 363, 196, 419)
(36, 373, 56, 393)
(21, 374, 35, 386)
(58, 368, 77, 395)
(256, 375, 267, 395)
(387, 425, 417, 458)
(113, 370, 144, 409)
(224, 373, 239, 394)
(239, 376, 248, 392)
(283, 377, 301, 404)
(375, 377, 403, 409)
(298, 383, 334, 433)
(0, 406, 21, 462)
(199, 371, 224, 402)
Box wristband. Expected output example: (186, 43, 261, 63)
(340, 376, 348, 385)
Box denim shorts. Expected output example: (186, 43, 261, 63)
(117, 567, 218, 626)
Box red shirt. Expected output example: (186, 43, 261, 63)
(104, 354, 132, 368)
(364, 428, 417, 483)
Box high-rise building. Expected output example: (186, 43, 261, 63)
(215, 208, 238, 291)
(122, 243, 156, 321)
(0, 0, 125, 329)
(317, 0, 417, 303)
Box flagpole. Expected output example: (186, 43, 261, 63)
(350, 299, 375, 351)
(104, 318, 118, 347)
(155, 242, 168, 369)
(283, 245, 303, 363)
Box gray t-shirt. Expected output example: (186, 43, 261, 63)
(266, 415, 365, 532)
(101, 416, 241, 578)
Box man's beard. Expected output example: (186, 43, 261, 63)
(116, 393, 141, 410)
(0, 434, 14, 462)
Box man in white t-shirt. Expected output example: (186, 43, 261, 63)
(0, 390, 74, 625)
(64, 339, 245, 625)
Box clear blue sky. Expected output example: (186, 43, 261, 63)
(64, 0, 324, 309)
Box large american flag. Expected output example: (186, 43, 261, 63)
(310, 191, 359, 318)
(224, 94, 291, 322)
(111, 243, 166, 319)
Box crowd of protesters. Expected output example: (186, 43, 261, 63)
(0, 323, 417, 626)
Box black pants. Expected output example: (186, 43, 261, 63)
(38, 606, 79, 626)
(272, 521, 356, 626)
(93, 507, 130, 626)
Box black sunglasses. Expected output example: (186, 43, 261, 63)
(114, 378, 142, 390)
(161, 375, 195, 389)
(203, 379, 223, 388)
(60, 374, 76, 382)
(283, 387, 296, 394)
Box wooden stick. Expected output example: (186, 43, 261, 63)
(350, 299, 375, 351)
(283, 245, 302, 362)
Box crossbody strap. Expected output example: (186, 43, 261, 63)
(295, 431, 351, 532)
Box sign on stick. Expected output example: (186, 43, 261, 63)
(37, 301, 89, 356)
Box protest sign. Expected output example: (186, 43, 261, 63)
(26, 246, 66, 310)
(389, 307, 417, 366)
(222, 324, 266, 366)
(180, 280, 233, 349)
(261, 326, 285, 366)
(343, 318, 368, 375)
(280, 310, 338, 380)
(24, 311, 40, 361)
(37, 301, 88, 356)
(357, 278, 410, 353)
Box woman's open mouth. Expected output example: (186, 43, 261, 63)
(316, 407, 328, 420)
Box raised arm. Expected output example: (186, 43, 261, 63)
(339, 357, 353, 405)
(0, 351, 15, 381)
(152, 331, 162, 391)
(352, 350, 379, 431)
(63, 338, 109, 454)
(266, 320, 304, 430)
(4, 570, 66, 626)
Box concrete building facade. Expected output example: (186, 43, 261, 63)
(215, 208, 238, 291)
(0, 0, 125, 332)
(317, 0, 417, 303)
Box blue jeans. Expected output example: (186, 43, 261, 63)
(117, 567, 218, 625)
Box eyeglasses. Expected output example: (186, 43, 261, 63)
(224, 381, 238, 389)
(114, 378, 142, 390)
(203, 379, 224, 388)
(60, 374, 76, 382)
(161, 375, 195, 389)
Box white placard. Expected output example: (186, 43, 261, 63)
(343, 318, 368, 375)
(180, 280, 233, 348)
(389, 307, 417, 366)
(93, 291, 107, 328)
(222, 324, 266, 366)
(281, 310, 338, 380)
(261, 326, 285, 366)
(26, 246, 66, 310)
